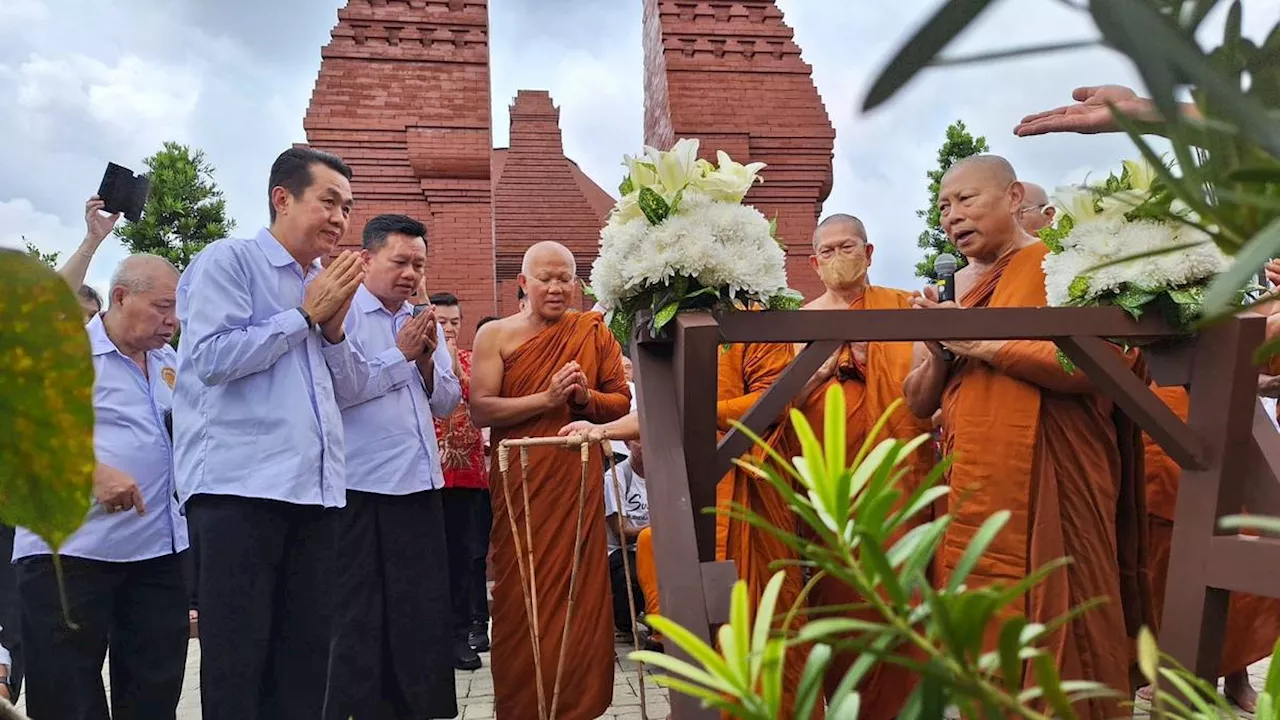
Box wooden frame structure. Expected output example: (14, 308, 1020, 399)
(630, 306, 1280, 720)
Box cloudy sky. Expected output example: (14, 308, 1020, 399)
(2, 0, 1275, 296)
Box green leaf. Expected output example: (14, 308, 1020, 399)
(794, 617, 890, 643)
(619, 176, 635, 197)
(648, 674, 741, 714)
(653, 302, 680, 333)
(1220, 514, 1280, 534)
(643, 614, 740, 690)
(768, 214, 779, 239)
(638, 186, 671, 225)
(1205, 217, 1280, 315)
(945, 510, 1011, 592)
(1137, 625, 1159, 683)
(1114, 286, 1158, 320)
(931, 39, 1103, 67)
(0, 250, 96, 550)
(862, 0, 1000, 111)
(793, 644, 831, 720)
(997, 616, 1029, 694)
(749, 572, 787, 684)
(1032, 653, 1079, 720)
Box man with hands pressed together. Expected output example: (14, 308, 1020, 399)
(173, 147, 365, 720)
(902, 155, 1149, 720)
(470, 241, 630, 720)
(323, 214, 462, 719)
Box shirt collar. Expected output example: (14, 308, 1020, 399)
(355, 283, 410, 318)
(255, 227, 322, 275)
(87, 314, 116, 357)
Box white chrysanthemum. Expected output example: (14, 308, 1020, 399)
(591, 198, 787, 309)
(1042, 216, 1227, 307)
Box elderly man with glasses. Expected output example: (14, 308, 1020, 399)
(1016, 182, 1056, 234)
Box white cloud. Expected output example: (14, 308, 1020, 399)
(0, 198, 126, 297)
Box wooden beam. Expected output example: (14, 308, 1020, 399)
(1245, 399, 1280, 517)
(674, 313, 723, 562)
(716, 340, 842, 477)
(1205, 535, 1280, 597)
(1056, 335, 1204, 470)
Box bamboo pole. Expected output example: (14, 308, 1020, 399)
(549, 440, 592, 720)
(605, 439, 649, 719)
(496, 444, 548, 720)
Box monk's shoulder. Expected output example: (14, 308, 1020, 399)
(475, 315, 525, 359)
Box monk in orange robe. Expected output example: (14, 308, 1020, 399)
(903, 155, 1151, 720)
(1144, 384, 1280, 711)
(797, 214, 936, 719)
(471, 241, 631, 720)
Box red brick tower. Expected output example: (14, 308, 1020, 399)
(642, 0, 835, 299)
(492, 90, 614, 317)
(303, 0, 494, 343)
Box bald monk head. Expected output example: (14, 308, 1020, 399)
(809, 214, 874, 297)
(1017, 182, 1056, 234)
(938, 155, 1032, 264)
(518, 241, 577, 321)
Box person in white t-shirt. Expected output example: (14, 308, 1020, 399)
(603, 439, 647, 635)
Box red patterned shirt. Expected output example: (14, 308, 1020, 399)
(435, 349, 488, 489)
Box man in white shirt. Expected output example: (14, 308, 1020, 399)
(603, 439, 648, 636)
(323, 215, 463, 720)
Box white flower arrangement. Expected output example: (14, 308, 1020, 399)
(588, 138, 802, 344)
(1040, 158, 1234, 328)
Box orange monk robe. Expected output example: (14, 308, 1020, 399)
(797, 286, 936, 720)
(715, 342, 815, 717)
(938, 243, 1152, 720)
(487, 312, 632, 720)
(635, 526, 660, 617)
(1143, 385, 1280, 675)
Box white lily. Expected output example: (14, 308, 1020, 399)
(1097, 189, 1146, 220)
(623, 154, 659, 193)
(644, 137, 702, 197)
(1053, 187, 1098, 223)
(1122, 158, 1158, 193)
(696, 150, 767, 202)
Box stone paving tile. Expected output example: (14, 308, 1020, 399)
(10, 641, 1267, 718)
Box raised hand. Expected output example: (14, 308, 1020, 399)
(84, 195, 121, 245)
(93, 463, 146, 516)
(396, 310, 438, 361)
(303, 251, 365, 325)
(1014, 85, 1158, 137)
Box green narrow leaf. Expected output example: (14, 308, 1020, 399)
(1032, 654, 1080, 720)
(653, 302, 680, 333)
(862, 0, 1000, 111)
(823, 383, 848, 489)
(945, 510, 1011, 592)
(997, 616, 1030, 694)
(749, 572, 787, 683)
(643, 614, 739, 688)
(1204, 217, 1280, 314)
(648, 674, 742, 714)
(1137, 626, 1159, 683)
(627, 650, 738, 696)
(1220, 514, 1280, 534)
(619, 176, 635, 197)
(931, 39, 1103, 67)
(793, 644, 831, 720)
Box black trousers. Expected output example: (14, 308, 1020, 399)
(187, 494, 337, 720)
(441, 487, 491, 637)
(0, 525, 23, 703)
(16, 552, 188, 720)
(325, 489, 457, 720)
(608, 548, 644, 633)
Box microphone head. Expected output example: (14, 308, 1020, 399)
(933, 252, 959, 276)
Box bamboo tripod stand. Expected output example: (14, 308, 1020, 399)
(496, 435, 649, 720)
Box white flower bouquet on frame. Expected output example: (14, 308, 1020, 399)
(588, 138, 802, 345)
(1040, 158, 1238, 329)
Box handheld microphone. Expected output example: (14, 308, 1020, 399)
(933, 253, 959, 362)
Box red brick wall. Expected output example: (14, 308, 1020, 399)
(302, 0, 495, 346)
(642, 0, 835, 300)
(493, 90, 609, 311)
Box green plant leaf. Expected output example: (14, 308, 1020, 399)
(1220, 514, 1280, 534)
(997, 616, 1029, 694)
(862, 0, 1000, 111)
(793, 644, 831, 720)
(653, 302, 680, 333)
(0, 250, 96, 550)
(946, 510, 1011, 592)
(794, 617, 891, 643)
(1204, 216, 1280, 314)
(647, 674, 741, 714)
(643, 613, 740, 690)
(749, 572, 787, 684)
(619, 176, 634, 197)
(1032, 653, 1079, 720)
(1137, 625, 1160, 683)
(638, 186, 671, 225)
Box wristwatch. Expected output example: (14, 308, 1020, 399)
(296, 306, 315, 330)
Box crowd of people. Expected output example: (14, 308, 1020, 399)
(0, 82, 1277, 720)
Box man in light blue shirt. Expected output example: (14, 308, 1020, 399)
(14, 254, 189, 720)
(322, 215, 463, 720)
(173, 147, 365, 720)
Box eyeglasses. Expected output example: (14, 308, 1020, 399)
(1019, 204, 1049, 215)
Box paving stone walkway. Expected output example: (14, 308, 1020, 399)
(10, 642, 1269, 718)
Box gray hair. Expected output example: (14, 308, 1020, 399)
(812, 213, 868, 251)
(109, 254, 179, 295)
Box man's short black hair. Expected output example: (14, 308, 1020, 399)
(477, 315, 499, 331)
(267, 147, 353, 222)
(517, 286, 526, 300)
(429, 292, 458, 307)
(362, 214, 427, 252)
(77, 284, 102, 311)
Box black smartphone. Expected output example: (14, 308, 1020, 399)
(97, 162, 151, 222)
(412, 303, 432, 317)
